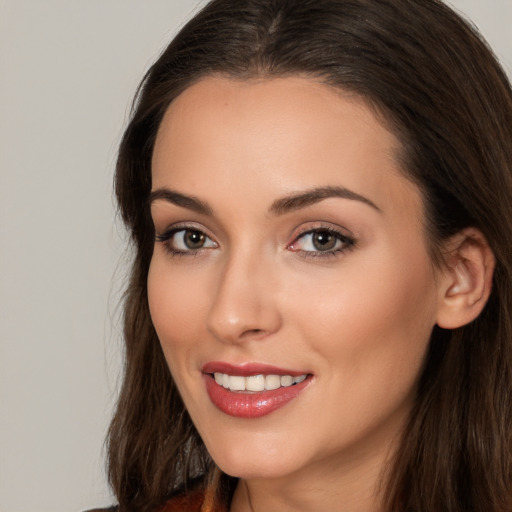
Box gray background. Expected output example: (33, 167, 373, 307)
(0, 1, 510, 511)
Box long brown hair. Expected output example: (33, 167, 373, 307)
(108, 1, 512, 510)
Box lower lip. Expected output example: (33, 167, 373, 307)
(204, 374, 311, 418)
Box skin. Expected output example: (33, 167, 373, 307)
(148, 76, 451, 511)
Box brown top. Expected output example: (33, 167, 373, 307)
(86, 490, 227, 512)
(86, 482, 228, 512)
(160, 490, 206, 512)
(161, 489, 227, 512)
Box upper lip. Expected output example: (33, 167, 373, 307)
(202, 361, 309, 377)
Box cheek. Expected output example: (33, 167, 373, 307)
(147, 259, 209, 374)
(287, 243, 438, 391)
(283, 253, 438, 450)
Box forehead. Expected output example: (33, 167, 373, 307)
(151, 76, 420, 219)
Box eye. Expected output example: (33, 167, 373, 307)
(288, 228, 355, 256)
(155, 227, 217, 255)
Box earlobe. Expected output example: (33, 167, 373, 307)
(436, 228, 495, 329)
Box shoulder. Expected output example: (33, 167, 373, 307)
(82, 493, 204, 512)
(82, 494, 204, 512)
(83, 488, 226, 512)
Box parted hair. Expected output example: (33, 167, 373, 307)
(108, 0, 512, 510)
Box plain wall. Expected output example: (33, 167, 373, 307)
(0, 1, 510, 511)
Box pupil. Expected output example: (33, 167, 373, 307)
(185, 230, 205, 249)
(313, 230, 336, 251)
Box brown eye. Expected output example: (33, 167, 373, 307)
(184, 230, 206, 249)
(311, 230, 337, 251)
(288, 227, 355, 257)
(155, 227, 217, 254)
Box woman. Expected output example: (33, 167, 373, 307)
(104, 0, 512, 510)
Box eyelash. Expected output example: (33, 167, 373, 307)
(155, 226, 217, 257)
(289, 227, 356, 259)
(154, 225, 356, 259)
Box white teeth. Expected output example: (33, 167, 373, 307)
(228, 375, 246, 391)
(246, 374, 265, 391)
(213, 372, 308, 392)
(280, 375, 294, 387)
(265, 374, 281, 390)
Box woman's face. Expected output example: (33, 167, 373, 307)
(148, 76, 444, 481)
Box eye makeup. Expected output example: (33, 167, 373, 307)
(288, 226, 356, 259)
(155, 221, 357, 261)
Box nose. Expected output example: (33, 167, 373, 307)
(206, 250, 282, 344)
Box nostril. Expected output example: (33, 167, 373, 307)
(240, 328, 266, 340)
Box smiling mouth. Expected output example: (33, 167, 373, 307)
(204, 371, 312, 418)
(212, 372, 308, 392)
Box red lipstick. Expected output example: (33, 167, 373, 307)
(202, 361, 307, 377)
(202, 362, 311, 418)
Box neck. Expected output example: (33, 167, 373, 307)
(229, 443, 394, 512)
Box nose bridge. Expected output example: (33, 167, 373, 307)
(206, 244, 281, 343)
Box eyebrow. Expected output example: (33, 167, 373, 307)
(269, 186, 381, 215)
(149, 188, 213, 216)
(149, 185, 380, 216)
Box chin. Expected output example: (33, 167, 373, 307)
(216, 457, 300, 481)
(203, 433, 308, 480)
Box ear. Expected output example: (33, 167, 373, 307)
(436, 228, 495, 329)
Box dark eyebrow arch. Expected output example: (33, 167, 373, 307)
(149, 188, 213, 216)
(269, 186, 381, 215)
(149, 185, 379, 217)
